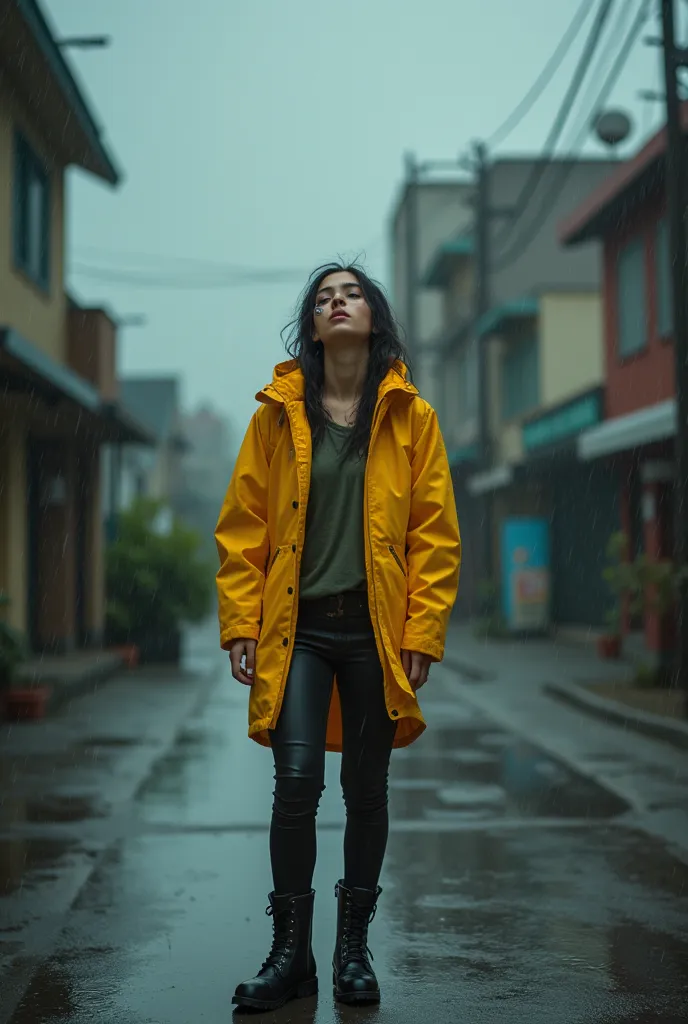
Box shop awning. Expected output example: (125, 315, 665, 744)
(422, 235, 474, 288)
(0, 327, 100, 409)
(577, 399, 677, 461)
(0, 327, 155, 445)
(100, 402, 156, 445)
(475, 297, 539, 339)
(467, 463, 514, 496)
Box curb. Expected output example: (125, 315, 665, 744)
(442, 654, 495, 682)
(544, 679, 688, 753)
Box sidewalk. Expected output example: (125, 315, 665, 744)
(443, 620, 688, 751)
(0, 621, 223, 1017)
(439, 621, 688, 864)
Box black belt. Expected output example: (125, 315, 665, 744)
(298, 589, 369, 619)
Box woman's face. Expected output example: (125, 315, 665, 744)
(312, 271, 373, 346)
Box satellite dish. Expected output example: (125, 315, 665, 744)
(593, 110, 632, 148)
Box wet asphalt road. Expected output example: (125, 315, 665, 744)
(1, 647, 688, 1023)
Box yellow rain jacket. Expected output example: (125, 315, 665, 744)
(215, 359, 461, 750)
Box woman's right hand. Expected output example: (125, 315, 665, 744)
(229, 639, 257, 685)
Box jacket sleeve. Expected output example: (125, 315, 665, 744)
(401, 404, 461, 662)
(215, 410, 271, 650)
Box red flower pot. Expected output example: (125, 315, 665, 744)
(597, 635, 621, 660)
(4, 686, 51, 721)
(111, 644, 140, 669)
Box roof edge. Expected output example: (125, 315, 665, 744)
(15, 0, 121, 185)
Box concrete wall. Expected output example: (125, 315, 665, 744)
(0, 89, 66, 361)
(488, 159, 616, 304)
(539, 292, 603, 409)
(390, 180, 473, 404)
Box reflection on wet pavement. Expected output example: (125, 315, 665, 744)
(1, 676, 687, 1023)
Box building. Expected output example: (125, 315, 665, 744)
(174, 404, 235, 558)
(417, 157, 618, 621)
(102, 376, 188, 524)
(560, 112, 685, 653)
(0, 0, 150, 650)
(389, 175, 474, 404)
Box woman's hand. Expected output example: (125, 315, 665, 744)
(401, 649, 431, 691)
(229, 639, 257, 685)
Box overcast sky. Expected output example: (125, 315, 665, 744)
(44, 0, 665, 440)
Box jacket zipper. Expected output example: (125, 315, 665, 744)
(389, 545, 406, 577)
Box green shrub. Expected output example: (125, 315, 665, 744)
(105, 499, 214, 644)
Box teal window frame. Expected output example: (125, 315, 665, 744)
(12, 131, 51, 292)
(655, 216, 673, 338)
(501, 335, 539, 422)
(616, 237, 647, 358)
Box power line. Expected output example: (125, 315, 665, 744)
(69, 264, 310, 288)
(492, 0, 649, 272)
(491, 0, 617, 253)
(485, 0, 595, 151)
(562, 0, 639, 146)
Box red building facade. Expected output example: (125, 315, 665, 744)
(561, 114, 685, 655)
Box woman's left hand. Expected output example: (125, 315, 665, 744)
(401, 650, 432, 691)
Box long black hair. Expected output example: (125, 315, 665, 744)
(281, 261, 413, 460)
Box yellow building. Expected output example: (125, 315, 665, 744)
(465, 290, 619, 627)
(0, 0, 149, 651)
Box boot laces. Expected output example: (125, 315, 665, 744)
(342, 900, 377, 966)
(260, 902, 296, 974)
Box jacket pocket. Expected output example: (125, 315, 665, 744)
(388, 544, 406, 578)
(267, 546, 281, 577)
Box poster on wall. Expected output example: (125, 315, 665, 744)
(501, 518, 550, 632)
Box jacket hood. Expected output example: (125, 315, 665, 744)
(255, 358, 418, 405)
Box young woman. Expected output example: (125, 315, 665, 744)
(215, 262, 461, 1011)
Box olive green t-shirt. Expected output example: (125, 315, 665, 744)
(299, 421, 367, 600)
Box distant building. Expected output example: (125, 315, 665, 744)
(175, 404, 235, 556)
(398, 157, 617, 622)
(389, 178, 474, 405)
(102, 376, 188, 524)
(0, 0, 151, 652)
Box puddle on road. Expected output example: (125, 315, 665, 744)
(4, 825, 688, 1024)
(389, 719, 628, 821)
(0, 835, 85, 897)
(0, 791, 109, 830)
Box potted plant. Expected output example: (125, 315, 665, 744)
(598, 532, 641, 660)
(0, 594, 48, 721)
(105, 498, 214, 664)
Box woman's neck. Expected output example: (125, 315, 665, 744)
(322, 343, 369, 403)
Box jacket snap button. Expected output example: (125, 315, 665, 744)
(391, 709, 399, 717)
(287, 586, 293, 595)
(282, 637, 289, 647)
(292, 500, 298, 509)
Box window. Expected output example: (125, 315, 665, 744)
(617, 238, 646, 358)
(655, 217, 673, 337)
(13, 132, 50, 290)
(501, 335, 539, 421)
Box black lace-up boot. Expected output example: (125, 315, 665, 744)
(332, 880, 382, 1004)
(232, 890, 318, 1011)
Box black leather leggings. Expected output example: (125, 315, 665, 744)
(268, 591, 397, 896)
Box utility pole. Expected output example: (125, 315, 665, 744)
(404, 152, 419, 357)
(473, 141, 494, 582)
(660, 0, 688, 704)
